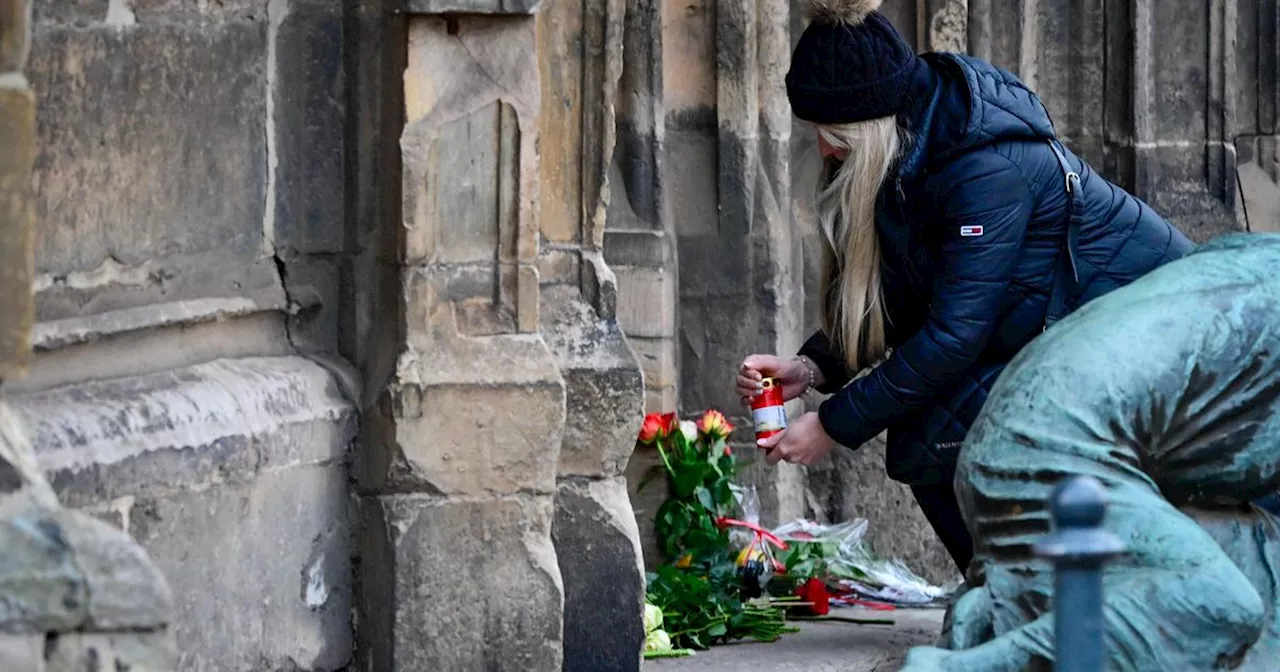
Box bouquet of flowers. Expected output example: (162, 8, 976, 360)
(637, 410, 796, 650)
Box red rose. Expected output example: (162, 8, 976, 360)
(638, 413, 665, 444)
(796, 578, 831, 616)
(659, 412, 678, 435)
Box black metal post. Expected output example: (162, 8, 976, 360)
(1034, 475, 1126, 672)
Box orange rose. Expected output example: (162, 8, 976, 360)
(697, 409, 734, 441)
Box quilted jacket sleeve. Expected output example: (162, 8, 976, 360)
(817, 151, 1035, 449)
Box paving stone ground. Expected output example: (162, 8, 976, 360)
(645, 607, 945, 672)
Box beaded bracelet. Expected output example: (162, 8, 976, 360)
(796, 355, 818, 395)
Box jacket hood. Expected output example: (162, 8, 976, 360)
(897, 53, 1057, 180)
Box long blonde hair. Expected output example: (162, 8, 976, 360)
(815, 116, 905, 372)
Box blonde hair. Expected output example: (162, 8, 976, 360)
(815, 116, 905, 372)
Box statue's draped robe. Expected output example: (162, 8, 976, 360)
(906, 233, 1280, 671)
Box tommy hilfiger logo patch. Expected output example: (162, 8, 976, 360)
(960, 225, 984, 237)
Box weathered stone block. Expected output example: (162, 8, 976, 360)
(538, 247, 582, 286)
(374, 380, 563, 495)
(553, 478, 645, 672)
(0, 497, 172, 634)
(272, 0, 346, 257)
(12, 357, 354, 501)
(644, 386, 677, 414)
(541, 286, 644, 479)
(629, 335, 677, 390)
(280, 255, 345, 355)
(44, 631, 175, 672)
(359, 494, 563, 672)
(0, 85, 34, 379)
(678, 291, 763, 414)
(0, 498, 89, 632)
(1130, 144, 1241, 241)
(402, 16, 539, 265)
(0, 0, 31, 73)
(35, 1, 262, 26)
(615, 266, 675, 338)
(623, 446, 668, 568)
(8, 357, 355, 670)
(27, 18, 268, 279)
(398, 14, 546, 407)
(408, 102, 520, 265)
(123, 464, 352, 672)
(0, 634, 44, 672)
(58, 506, 172, 631)
(407, 0, 542, 15)
(368, 269, 565, 493)
(602, 230, 669, 268)
(1237, 136, 1280, 233)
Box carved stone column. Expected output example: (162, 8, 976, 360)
(356, 3, 568, 670)
(537, 0, 648, 668)
(0, 0, 33, 377)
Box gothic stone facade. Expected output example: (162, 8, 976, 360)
(0, 0, 1273, 670)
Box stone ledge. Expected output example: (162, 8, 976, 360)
(6, 356, 356, 505)
(31, 296, 285, 351)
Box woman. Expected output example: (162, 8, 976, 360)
(735, 0, 1193, 573)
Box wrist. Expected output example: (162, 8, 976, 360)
(795, 356, 820, 394)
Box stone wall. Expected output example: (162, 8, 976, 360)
(13, 2, 357, 670)
(969, 0, 1278, 240)
(0, 1, 175, 670)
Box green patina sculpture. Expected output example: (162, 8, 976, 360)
(903, 233, 1280, 671)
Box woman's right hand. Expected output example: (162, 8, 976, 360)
(736, 355, 812, 405)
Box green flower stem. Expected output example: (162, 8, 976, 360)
(643, 649, 696, 659)
(655, 440, 675, 477)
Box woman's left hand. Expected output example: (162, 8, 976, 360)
(758, 412, 838, 466)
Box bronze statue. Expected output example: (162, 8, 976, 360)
(905, 233, 1280, 670)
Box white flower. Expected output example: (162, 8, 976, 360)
(643, 603, 664, 633)
(645, 599, 665, 632)
(644, 629, 672, 652)
(679, 420, 698, 443)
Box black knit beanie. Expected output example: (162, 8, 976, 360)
(786, 0, 919, 125)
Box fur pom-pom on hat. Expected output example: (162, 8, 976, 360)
(802, 0, 884, 25)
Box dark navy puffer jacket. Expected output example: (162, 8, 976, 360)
(799, 53, 1193, 485)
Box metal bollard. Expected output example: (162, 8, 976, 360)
(1034, 475, 1126, 672)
